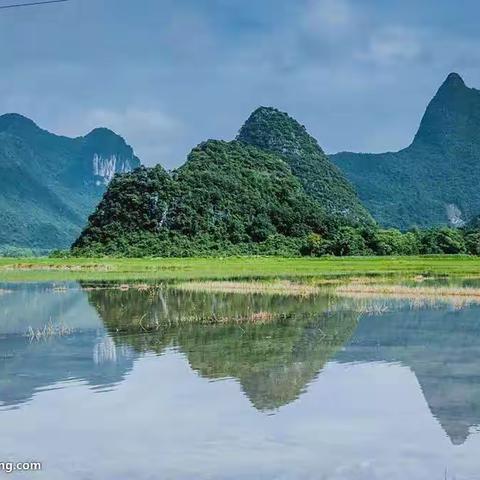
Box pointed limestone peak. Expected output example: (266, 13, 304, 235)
(413, 72, 480, 145)
(244, 106, 285, 121)
(237, 106, 323, 155)
(441, 72, 466, 90)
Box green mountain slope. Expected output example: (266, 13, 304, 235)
(332, 73, 480, 229)
(0, 114, 141, 250)
(237, 107, 374, 227)
(73, 140, 329, 256)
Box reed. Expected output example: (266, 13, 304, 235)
(326, 297, 390, 315)
(26, 320, 74, 341)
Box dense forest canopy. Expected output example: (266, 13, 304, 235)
(74, 108, 380, 257)
(73, 140, 332, 257)
(72, 107, 480, 258)
(4, 74, 480, 257)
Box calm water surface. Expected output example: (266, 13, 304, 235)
(1, 282, 480, 479)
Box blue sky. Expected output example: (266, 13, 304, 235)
(2, 0, 480, 167)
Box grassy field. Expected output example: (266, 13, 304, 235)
(1, 255, 480, 282)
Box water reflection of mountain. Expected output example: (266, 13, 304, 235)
(336, 304, 480, 445)
(0, 283, 136, 409)
(6, 282, 480, 437)
(87, 288, 359, 411)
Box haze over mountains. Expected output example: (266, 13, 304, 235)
(332, 73, 480, 230)
(0, 114, 140, 251)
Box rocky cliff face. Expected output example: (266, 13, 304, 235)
(0, 114, 141, 250)
(81, 127, 140, 186)
(92, 154, 134, 185)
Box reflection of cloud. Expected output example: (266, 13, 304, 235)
(93, 335, 135, 366)
(94, 336, 118, 365)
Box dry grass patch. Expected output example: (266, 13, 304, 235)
(336, 284, 480, 307)
(196, 311, 277, 325)
(174, 280, 320, 296)
(80, 283, 158, 292)
(4, 263, 113, 272)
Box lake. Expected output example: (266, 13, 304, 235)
(1, 281, 480, 479)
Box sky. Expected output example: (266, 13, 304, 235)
(2, 0, 480, 168)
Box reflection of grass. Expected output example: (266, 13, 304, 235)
(2, 255, 480, 282)
(336, 284, 480, 307)
(167, 311, 278, 325)
(85, 286, 338, 334)
(174, 280, 320, 296)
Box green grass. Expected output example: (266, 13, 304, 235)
(1, 255, 480, 282)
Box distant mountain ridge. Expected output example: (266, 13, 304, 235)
(331, 73, 480, 229)
(0, 114, 141, 250)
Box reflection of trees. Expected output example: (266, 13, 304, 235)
(176, 315, 357, 411)
(337, 304, 480, 445)
(86, 288, 359, 411)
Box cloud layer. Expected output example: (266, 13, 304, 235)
(1, 0, 480, 167)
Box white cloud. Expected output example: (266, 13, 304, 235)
(359, 27, 425, 65)
(86, 108, 179, 137)
(304, 0, 353, 31)
(81, 108, 183, 167)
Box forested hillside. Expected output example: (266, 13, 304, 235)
(0, 114, 140, 252)
(238, 107, 374, 227)
(332, 73, 480, 229)
(73, 104, 480, 258)
(73, 140, 329, 256)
